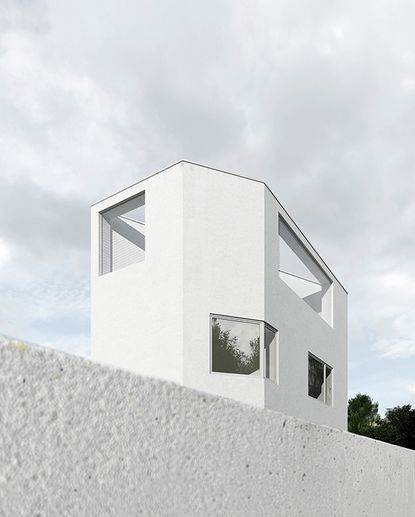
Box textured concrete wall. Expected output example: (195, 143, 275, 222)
(0, 336, 414, 517)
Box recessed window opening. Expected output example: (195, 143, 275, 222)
(278, 217, 333, 326)
(308, 353, 332, 406)
(100, 192, 145, 275)
(265, 324, 278, 382)
(211, 315, 278, 381)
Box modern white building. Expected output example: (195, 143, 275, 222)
(91, 161, 348, 429)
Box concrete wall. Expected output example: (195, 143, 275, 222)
(1, 336, 414, 517)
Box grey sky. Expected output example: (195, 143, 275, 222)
(1, 0, 415, 412)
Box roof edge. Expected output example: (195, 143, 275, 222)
(181, 162, 348, 294)
(90, 159, 187, 207)
(91, 159, 348, 294)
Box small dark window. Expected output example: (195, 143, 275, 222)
(308, 353, 332, 406)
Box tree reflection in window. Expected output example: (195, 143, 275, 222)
(211, 317, 260, 375)
(308, 354, 324, 401)
(308, 353, 332, 405)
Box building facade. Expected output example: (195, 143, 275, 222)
(91, 161, 348, 429)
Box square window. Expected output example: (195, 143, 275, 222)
(210, 315, 278, 381)
(100, 192, 145, 275)
(308, 353, 333, 406)
(211, 316, 260, 376)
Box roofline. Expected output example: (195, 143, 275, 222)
(185, 161, 348, 294)
(91, 159, 348, 294)
(90, 159, 186, 207)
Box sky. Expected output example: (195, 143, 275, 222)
(1, 0, 415, 413)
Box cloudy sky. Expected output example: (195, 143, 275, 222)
(1, 0, 415, 413)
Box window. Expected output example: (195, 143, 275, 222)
(210, 315, 278, 380)
(278, 217, 333, 326)
(100, 192, 145, 275)
(264, 324, 278, 382)
(308, 353, 332, 405)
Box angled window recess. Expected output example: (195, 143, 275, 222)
(278, 217, 333, 326)
(100, 192, 145, 275)
(211, 315, 278, 382)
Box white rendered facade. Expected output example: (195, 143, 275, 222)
(91, 161, 348, 429)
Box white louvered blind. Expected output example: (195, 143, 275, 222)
(100, 192, 145, 275)
(112, 218, 145, 271)
(101, 216, 113, 275)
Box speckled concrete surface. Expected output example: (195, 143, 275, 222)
(0, 336, 414, 517)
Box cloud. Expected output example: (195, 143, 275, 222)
(0, 239, 11, 268)
(0, 178, 89, 263)
(374, 338, 415, 359)
(406, 385, 415, 408)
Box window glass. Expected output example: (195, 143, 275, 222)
(211, 317, 260, 375)
(308, 354, 324, 401)
(265, 326, 277, 382)
(308, 354, 333, 405)
(325, 366, 333, 406)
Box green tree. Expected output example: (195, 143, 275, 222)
(348, 393, 381, 435)
(348, 394, 415, 451)
(365, 416, 396, 444)
(244, 337, 260, 374)
(382, 405, 415, 449)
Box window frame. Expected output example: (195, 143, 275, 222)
(209, 314, 278, 382)
(308, 352, 333, 406)
(278, 214, 334, 327)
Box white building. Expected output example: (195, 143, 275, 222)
(91, 161, 348, 429)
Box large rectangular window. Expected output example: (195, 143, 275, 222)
(100, 192, 145, 275)
(210, 315, 278, 380)
(211, 316, 260, 376)
(308, 353, 333, 406)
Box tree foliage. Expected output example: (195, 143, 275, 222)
(348, 393, 380, 434)
(348, 394, 415, 450)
